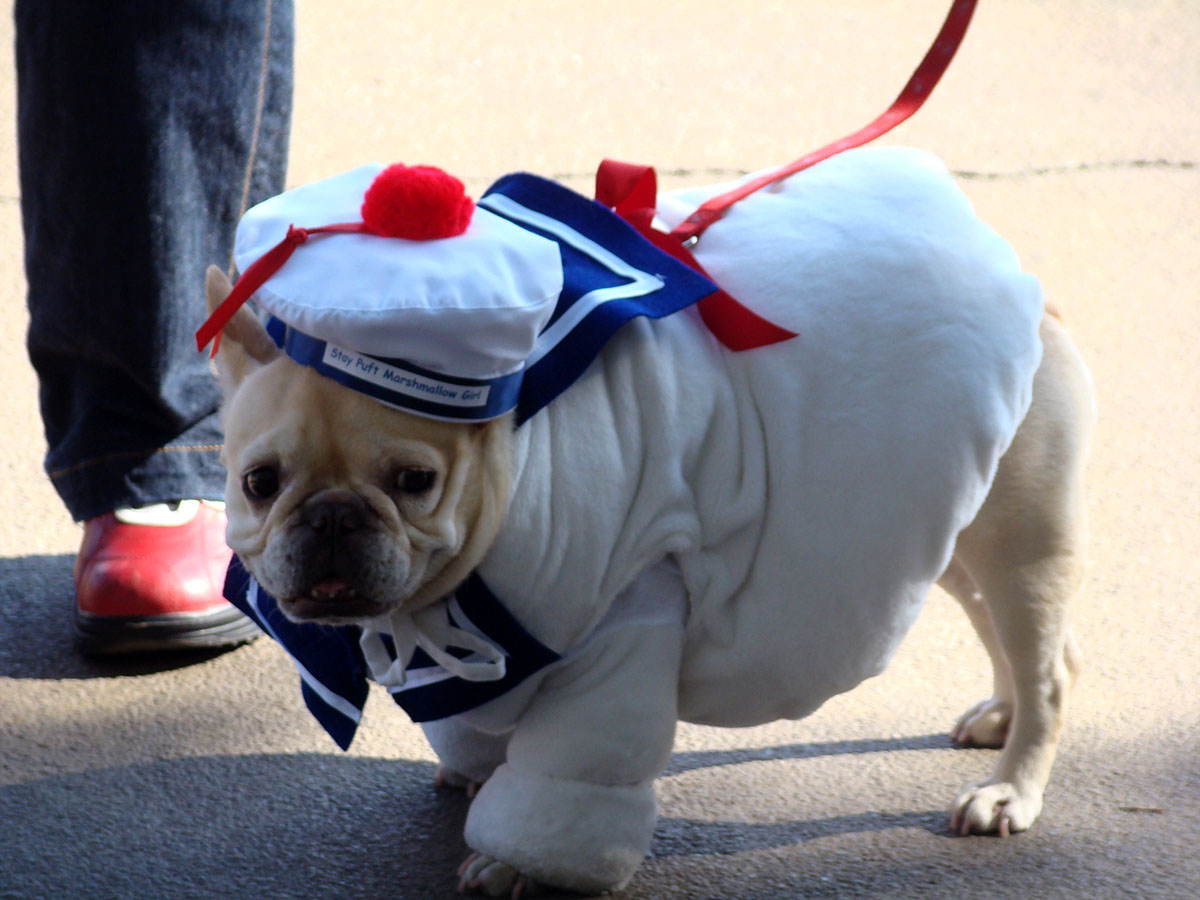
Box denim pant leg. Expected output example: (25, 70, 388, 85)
(16, 0, 294, 521)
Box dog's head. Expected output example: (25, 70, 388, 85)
(204, 266, 514, 624)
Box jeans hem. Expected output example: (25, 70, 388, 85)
(49, 444, 228, 522)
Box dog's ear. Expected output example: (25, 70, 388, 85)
(205, 264, 280, 394)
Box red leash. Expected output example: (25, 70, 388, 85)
(597, 0, 979, 350)
(198, 222, 369, 354)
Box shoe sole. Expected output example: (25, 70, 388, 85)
(74, 604, 262, 656)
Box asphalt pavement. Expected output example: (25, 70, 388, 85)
(1, 2, 1197, 898)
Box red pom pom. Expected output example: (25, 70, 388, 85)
(360, 164, 474, 240)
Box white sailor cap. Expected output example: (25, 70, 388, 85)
(199, 163, 564, 421)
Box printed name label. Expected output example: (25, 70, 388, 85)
(322, 344, 491, 407)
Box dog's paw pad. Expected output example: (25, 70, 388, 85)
(457, 852, 542, 898)
(950, 781, 1042, 836)
(952, 698, 1012, 748)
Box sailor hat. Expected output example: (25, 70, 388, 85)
(200, 163, 563, 421)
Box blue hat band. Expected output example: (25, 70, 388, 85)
(267, 317, 524, 421)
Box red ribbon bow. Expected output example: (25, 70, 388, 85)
(594, 160, 798, 352)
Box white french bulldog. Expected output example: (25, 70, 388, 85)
(206, 148, 1094, 897)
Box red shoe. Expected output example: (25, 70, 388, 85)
(73, 500, 260, 655)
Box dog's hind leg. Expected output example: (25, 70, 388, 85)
(937, 560, 1015, 749)
(945, 315, 1093, 836)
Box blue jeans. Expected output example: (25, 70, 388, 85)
(16, 0, 294, 521)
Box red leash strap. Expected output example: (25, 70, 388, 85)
(596, 0, 977, 351)
(669, 0, 978, 244)
(196, 221, 368, 355)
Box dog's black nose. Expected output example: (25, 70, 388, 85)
(301, 491, 367, 538)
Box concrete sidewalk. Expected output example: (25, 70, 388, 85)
(1, 2, 1197, 897)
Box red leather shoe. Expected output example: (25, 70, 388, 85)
(73, 500, 260, 655)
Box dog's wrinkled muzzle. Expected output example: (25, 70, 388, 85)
(275, 490, 398, 620)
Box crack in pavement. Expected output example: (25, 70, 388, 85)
(538, 158, 1197, 186)
(953, 158, 1196, 180)
(1, 160, 1194, 206)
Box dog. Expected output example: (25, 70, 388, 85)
(205, 147, 1094, 896)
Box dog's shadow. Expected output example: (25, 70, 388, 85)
(2, 742, 954, 900)
(665, 733, 953, 778)
(655, 735, 952, 860)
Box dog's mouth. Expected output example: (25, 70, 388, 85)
(280, 578, 390, 622)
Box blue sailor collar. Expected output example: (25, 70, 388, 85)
(224, 556, 560, 750)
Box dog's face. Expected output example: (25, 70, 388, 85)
(205, 267, 513, 624)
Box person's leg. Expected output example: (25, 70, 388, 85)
(16, 0, 294, 652)
(17, 0, 293, 518)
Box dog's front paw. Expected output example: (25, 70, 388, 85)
(950, 779, 1043, 837)
(435, 764, 484, 798)
(457, 852, 542, 898)
(951, 697, 1012, 748)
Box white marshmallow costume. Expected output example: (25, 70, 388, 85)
(220, 147, 1043, 893)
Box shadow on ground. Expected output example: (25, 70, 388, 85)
(1, 754, 472, 900)
(0, 750, 962, 900)
(0, 554, 240, 680)
(666, 733, 955, 777)
(3, 747, 1163, 900)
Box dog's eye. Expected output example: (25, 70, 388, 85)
(396, 467, 436, 495)
(242, 466, 280, 501)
